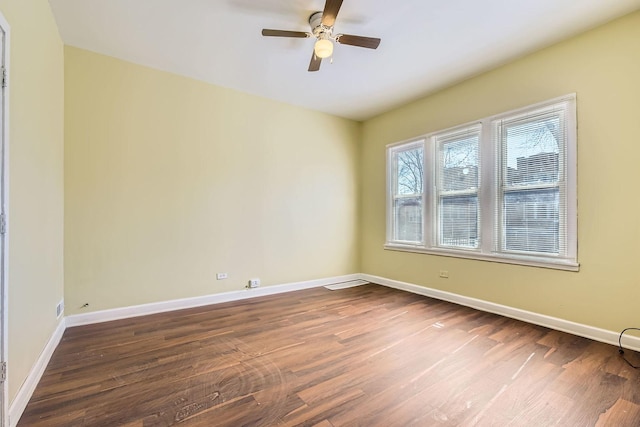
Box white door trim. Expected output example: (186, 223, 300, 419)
(0, 9, 10, 427)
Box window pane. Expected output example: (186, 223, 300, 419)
(394, 197, 422, 242)
(504, 189, 559, 254)
(392, 144, 424, 243)
(504, 115, 561, 187)
(436, 130, 480, 249)
(396, 147, 424, 195)
(440, 135, 479, 191)
(440, 195, 478, 248)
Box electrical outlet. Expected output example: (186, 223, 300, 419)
(439, 270, 449, 278)
(248, 278, 261, 288)
(216, 272, 228, 280)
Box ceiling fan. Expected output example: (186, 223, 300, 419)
(261, 0, 381, 72)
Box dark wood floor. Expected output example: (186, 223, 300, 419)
(18, 284, 640, 426)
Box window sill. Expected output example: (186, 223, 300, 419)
(384, 243, 580, 272)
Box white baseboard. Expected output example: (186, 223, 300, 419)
(66, 274, 361, 327)
(361, 273, 640, 352)
(9, 318, 66, 427)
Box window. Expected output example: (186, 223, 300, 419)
(436, 126, 481, 249)
(496, 108, 565, 256)
(388, 141, 424, 243)
(385, 95, 577, 270)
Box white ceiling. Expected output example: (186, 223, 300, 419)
(49, 0, 640, 121)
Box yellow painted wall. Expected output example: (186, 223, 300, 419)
(64, 46, 360, 315)
(360, 11, 640, 333)
(0, 1, 64, 403)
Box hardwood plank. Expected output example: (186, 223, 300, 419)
(18, 284, 640, 426)
(597, 398, 640, 426)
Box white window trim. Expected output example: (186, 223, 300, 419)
(385, 94, 578, 271)
(386, 139, 425, 245)
(433, 124, 482, 250)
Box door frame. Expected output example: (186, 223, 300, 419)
(0, 9, 9, 427)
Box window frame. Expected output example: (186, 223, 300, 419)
(386, 139, 426, 245)
(434, 124, 482, 251)
(385, 94, 578, 271)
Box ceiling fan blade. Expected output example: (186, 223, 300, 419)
(308, 52, 322, 72)
(336, 34, 381, 49)
(262, 29, 309, 38)
(321, 0, 343, 27)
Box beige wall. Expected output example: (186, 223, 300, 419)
(0, 1, 65, 403)
(64, 46, 360, 315)
(361, 11, 640, 333)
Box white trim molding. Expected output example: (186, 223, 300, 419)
(361, 273, 640, 352)
(66, 274, 361, 327)
(0, 10, 10, 427)
(8, 319, 65, 427)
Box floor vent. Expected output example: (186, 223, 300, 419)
(324, 280, 369, 290)
(56, 300, 64, 319)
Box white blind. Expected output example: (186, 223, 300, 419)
(435, 126, 481, 249)
(496, 104, 567, 256)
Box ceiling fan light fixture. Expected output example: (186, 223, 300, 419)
(314, 39, 333, 58)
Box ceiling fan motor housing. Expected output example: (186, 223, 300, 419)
(309, 11, 331, 39)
